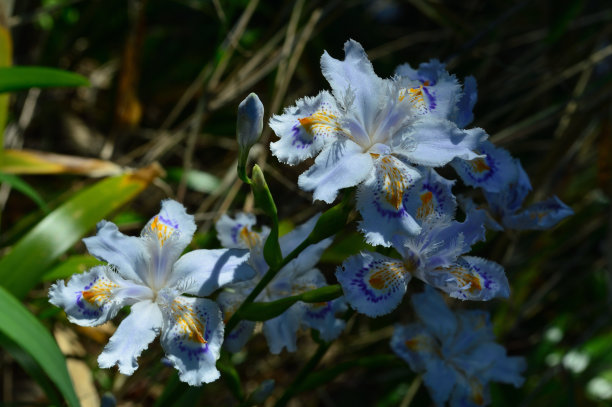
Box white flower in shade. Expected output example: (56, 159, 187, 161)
(391, 287, 526, 406)
(269, 39, 486, 246)
(49, 200, 253, 386)
(215, 213, 345, 354)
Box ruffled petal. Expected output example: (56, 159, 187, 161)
(216, 213, 269, 250)
(298, 140, 373, 203)
(451, 141, 518, 193)
(270, 91, 343, 165)
(83, 221, 150, 284)
(454, 75, 477, 128)
(49, 265, 153, 327)
(396, 120, 487, 167)
(391, 323, 438, 372)
(422, 358, 458, 406)
(160, 296, 224, 385)
(262, 303, 304, 354)
(97, 300, 162, 375)
(403, 168, 456, 224)
(303, 298, 347, 342)
(421, 256, 509, 301)
(320, 39, 386, 129)
(487, 354, 527, 387)
(170, 248, 252, 297)
(503, 196, 573, 230)
(484, 160, 532, 216)
(356, 155, 422, 246)
(336, 252, 411, 317)
(141, 200, 197, 289)
(411, 286, 458, 342)
(224, 320, 256, 353)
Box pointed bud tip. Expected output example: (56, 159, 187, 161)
(237, 93, 264, 151)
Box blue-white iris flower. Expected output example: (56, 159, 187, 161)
(452, 141, 573, 230)
(269, 40, 486, 246)
(215, 213, 346, 354)
(391, 286, 525, 406)
(337, 169, 509, 317)
(49, 200, 253, 385)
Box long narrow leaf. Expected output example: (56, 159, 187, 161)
(0, 149, 122, 176)
(0, 164, 162, 298)
(0, 286, 80, 407)
(0, 172, 49, 212)
(0, 66, 89, 93)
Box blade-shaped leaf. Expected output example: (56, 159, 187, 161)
(0, 286, 80, 407)
(0, 149, 121, 176)
(0, 66, 89, 93)
(0, 23, 12, 148)
(0, 164, 162, 298)
(0, 172, 49, 212)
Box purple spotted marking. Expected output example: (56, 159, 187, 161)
(172, 307, 210, 362)
(348, 260, 404, 304)
(230, 223, 245, 245)
(421, 86, 437, 110)
(290, 123, 314, 149)
(159, 215, 179, 229)
(74, 277, 103, 318)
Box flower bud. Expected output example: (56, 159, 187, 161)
(237, 92, 264, 153)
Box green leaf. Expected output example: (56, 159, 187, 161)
(0, 286, 80, 407)
(305, 189, 352, 245)
(0, 333, 64, 406)
(0, 164, 162, 298)
(300, 285, 343, 303)
(0, 66, 89, 93)
(251, 165, 282, 269)
(239, 296, 300, 321)
(0, 172, 49, 212)
(237, 285, 343, 322)
(42, 255, 103, 281)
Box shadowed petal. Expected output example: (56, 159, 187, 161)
(504, 196, 573, 230)
(397, 120, 487, 167)
(357, 155, 422, 246)
(170, 248, 252, 297)
(421, 256, 509, 301)
(262, 304, 304, 354)
(336, 252, 411, 317)
(411, 286, 458, 342)
(451, 141, 518, 193)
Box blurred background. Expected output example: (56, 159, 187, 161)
(0, 0, 611, 406)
